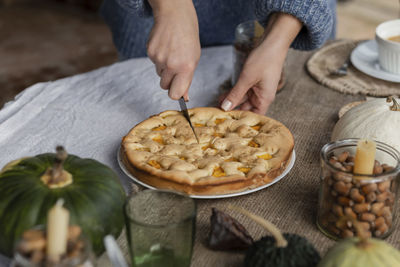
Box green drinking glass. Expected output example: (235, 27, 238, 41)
(124, 190, 196, 267)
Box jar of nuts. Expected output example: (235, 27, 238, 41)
(317, 139, 400, 240)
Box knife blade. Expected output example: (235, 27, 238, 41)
(178, 97, 199, 144)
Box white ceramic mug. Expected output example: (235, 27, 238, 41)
(376, 19, 400, 75)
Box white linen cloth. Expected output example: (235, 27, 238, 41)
(0, 46, 232, 265)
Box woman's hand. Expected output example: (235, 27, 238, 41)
(147, 0, 201, 100)
(221, 13, 302, 114)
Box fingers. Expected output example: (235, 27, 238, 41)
(155, 65, 163, 77)
(219, 91, 248, 106)
(147, 22, 200, 101)
(250, 98, 273, 115)
(169, 71, 193, 100)
(248, 86, 276, 115)
(183, 91, 189, 102)
(148, 41, 197, 99)
(156, 65, 195, 98)
(226, 82, 277, 114)
(160, 70, 174, 90)
(239, 100, 252, 111)
(221, 72, 254, 111)
(238, 95, 272, 114)
(218, 91, 229, 106)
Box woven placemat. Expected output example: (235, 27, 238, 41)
(307, 39, 400, 96)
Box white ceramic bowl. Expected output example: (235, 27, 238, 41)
(376, 19, 400, 74)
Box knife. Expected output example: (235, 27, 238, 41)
(178, 97, 199, 144)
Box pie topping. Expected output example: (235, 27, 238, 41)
(122, 107, 294, 194)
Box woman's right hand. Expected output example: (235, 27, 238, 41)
(147, 0, 201, 100)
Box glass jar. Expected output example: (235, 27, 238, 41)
(125, 189, 196, 267)
(12, 226, 95, 267)
(317, 139, 400, 240)
(232, 20, 264, 85)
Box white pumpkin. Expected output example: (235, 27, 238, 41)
(318, 237, 400, 267)
(331, 96, 400, 153)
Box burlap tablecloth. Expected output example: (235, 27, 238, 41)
(0, 46, 398, 267)
(98, 49, 399, 266)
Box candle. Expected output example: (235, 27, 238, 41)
(46, 199, 69, 262)
(353, 139, 376, 175)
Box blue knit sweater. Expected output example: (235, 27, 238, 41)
(101, 0, 336, 59)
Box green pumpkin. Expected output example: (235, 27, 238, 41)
(0, 150, 126, 257)
(227, 205, 321, 267)
(318, 237, 400, 267)
(244, 233, 321, 267)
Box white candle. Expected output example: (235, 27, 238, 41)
(46, 199, 69, 262)
(354, 139, 376, 175)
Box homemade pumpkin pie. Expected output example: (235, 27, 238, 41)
(121, 107, 294, 195)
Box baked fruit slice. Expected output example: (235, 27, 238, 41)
(121, 107, 294, 195)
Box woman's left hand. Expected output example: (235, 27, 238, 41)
(220, 13, 302, 115)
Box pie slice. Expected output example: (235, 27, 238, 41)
(121, 107, 294, 195)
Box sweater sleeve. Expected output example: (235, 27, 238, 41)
(255, 0, 334, 50)
(114, 0, 152, 17)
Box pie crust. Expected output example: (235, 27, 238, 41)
(121, 107, 294, 195)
